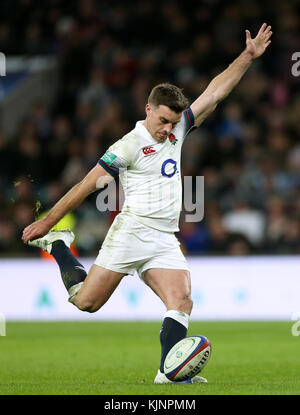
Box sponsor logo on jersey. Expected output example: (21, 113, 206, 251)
(142, 146, 156, 156)
(169, 133, 178, 145)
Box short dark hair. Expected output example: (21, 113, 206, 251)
(148, 83, 189, 113)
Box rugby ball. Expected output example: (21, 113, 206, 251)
(164, 335, 212, 382)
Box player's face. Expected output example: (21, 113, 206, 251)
(145, 104, 182, 142)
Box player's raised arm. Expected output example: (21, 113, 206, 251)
(22, 164, 114, 243)
(190, 23, 272, 127)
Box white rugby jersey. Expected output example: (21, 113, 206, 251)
(98, 107, 196, 232)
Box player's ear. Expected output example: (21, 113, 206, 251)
(145, 103, 151, 117)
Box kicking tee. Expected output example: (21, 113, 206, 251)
(98, 107, 195, 232)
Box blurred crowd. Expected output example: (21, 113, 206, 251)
(0, 0, 299, 256)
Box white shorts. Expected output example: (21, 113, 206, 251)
(94, 213, 189, 280)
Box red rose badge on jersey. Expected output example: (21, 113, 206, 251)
(169, 134, 178, 145)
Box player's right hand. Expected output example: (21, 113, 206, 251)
(22, 218, 52, 244)
(245, 23, 272, 59)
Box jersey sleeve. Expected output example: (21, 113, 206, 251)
(172, 107, 197, 143)
(183, 107, 197, 137)
(98, 137, 133, 178)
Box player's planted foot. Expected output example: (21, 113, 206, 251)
(154, 370, 207, 384)
(28, 229, 74, 254)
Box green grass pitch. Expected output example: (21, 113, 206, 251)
(0, 321, 299, 395)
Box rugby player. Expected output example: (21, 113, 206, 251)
(22, 24, 272, 384)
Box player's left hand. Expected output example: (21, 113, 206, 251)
(245, 23, 272, 59)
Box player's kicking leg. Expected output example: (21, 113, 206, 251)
(28, 229, 125, 311)
(143, 268, 208, 384)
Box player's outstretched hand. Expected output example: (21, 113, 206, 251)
(22, 218, 51, 244)
(245, 23, 272, 59)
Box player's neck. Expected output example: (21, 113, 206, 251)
(142, 119, 149, 131)
(142, 120, 158, 142)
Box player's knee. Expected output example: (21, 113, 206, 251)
(182, 295, 193, 314)
(171, 293, 193, 314)
(75, 296, 100, 313)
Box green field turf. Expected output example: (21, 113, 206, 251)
(0, 321, 299, 395)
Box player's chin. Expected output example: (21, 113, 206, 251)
(157, 133, 167, 141)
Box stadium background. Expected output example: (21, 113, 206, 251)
(0, 0, 299, 321)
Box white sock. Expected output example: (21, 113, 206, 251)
(163, 309, 190, 329)
(68, 282, 83, 304)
